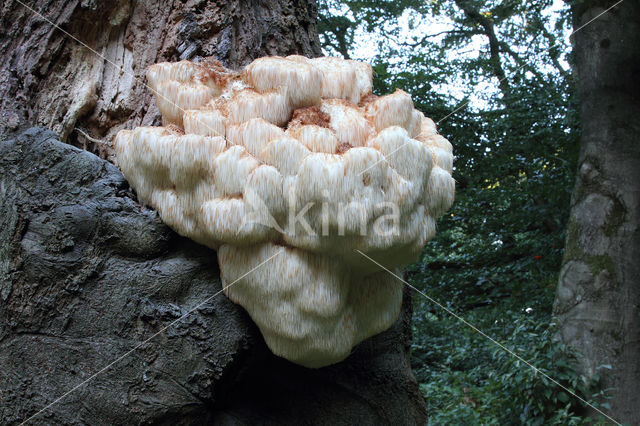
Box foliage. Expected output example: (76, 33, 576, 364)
(317, 0, 613, 423)
(412, 310, 612, 424)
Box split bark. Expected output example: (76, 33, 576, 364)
(0, 0, 322, 152)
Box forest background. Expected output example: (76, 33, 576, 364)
(316, 0, 612, 423)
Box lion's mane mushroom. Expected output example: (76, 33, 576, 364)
(114, 56, 455, 368)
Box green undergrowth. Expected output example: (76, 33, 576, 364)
(407, 187, 612, 425)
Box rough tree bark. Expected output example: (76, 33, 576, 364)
(0, 0, 428, 424)
(0, 0, 322, 152)
(554, 1, 640, 423)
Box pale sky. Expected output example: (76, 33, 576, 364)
(321, 0, 571, 109)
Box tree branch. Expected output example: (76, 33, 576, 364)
(497, 41, 547, 83)
(453, 0, 511, 99)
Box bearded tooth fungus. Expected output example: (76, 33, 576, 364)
(114, 56, 455, 368)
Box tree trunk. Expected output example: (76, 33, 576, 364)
(554, 1, 640, 423)
(0, 0, 428, 423)
(0, 0, 322, 151)
(0, 127, 428, 424)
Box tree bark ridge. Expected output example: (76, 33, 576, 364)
(0, 0, 322, 152)
(555, 1, 640, 423)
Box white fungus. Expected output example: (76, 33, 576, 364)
(114, 55, 455, 368)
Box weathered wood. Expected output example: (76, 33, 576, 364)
(0, 0, 322, 151)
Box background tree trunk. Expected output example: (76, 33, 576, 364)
(0, 0, 428, 423)
(554, 1, 640, 423)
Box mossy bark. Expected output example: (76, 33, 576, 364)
(554, 1, 640, 423)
